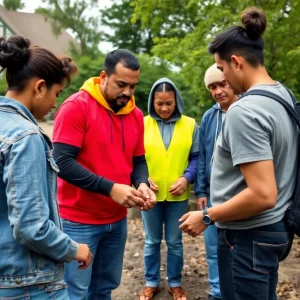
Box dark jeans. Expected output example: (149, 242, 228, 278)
(217, 219, 291, 300)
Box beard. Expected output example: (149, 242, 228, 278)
(107, 94, 131, 112)
(103, 84, 131, 111)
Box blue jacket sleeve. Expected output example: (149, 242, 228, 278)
(194, 115, 208, 198)
(183, 123, 199, 184)
(4, 134, 78, 262)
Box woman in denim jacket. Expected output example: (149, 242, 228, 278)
(0, 36, 92, 299)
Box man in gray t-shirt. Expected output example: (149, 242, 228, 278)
(211, 83, 298, 229)
(179, 7, 297, 300)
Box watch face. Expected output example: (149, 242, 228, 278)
(203, 215, 211, 225)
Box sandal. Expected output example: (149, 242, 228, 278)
(138, 286, 160, 300)
(168, 286, 187, 300)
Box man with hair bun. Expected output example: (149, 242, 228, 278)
(194, 64, 237, 300)
(0, 35, 92, 299)
(179, 7, 297, 299)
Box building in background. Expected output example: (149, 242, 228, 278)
(0, 5, 78, 55)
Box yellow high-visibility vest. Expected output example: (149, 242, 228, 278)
(144, 115, 195, 201)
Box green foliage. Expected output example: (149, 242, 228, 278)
(35, 0, 101, 58)
(101, 0, 153, 53)
(3, 0, 24, 10)
(0, 73, 7, 96)
(132, 0, 300, 113)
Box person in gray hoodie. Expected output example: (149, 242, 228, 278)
(138, 78, 199, 300)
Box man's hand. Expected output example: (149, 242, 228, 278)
(179, 211, 207, 237)
(196, 197, 207, 210)
(110, 183, 147, 208)
(73, 243, 93, 269)
(138, 182, 157, 211)
(148, 178, 159, 193)
(169, 177, 188, 196)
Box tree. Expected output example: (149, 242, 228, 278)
(132, 0, 300, 114)
(3, 0, 24, 10)
(36, 0, 102, 58)
(100, 0, 153, 54)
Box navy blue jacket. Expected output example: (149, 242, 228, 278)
(195, 103, 223, 198)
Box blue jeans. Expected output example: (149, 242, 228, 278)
(217, 219, 291, 300)
(204, 198, 221, 298)
(141, 200, 188, 288)
(62, 217, 127, 300)
(0, 279, 68, 299)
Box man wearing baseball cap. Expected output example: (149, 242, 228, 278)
(194, 63, 237, 300)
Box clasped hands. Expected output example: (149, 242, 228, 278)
(110, 182, 156, 211)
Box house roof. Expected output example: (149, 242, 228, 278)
(0, 5, 79, 56)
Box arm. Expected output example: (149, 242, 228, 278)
(209, 160, 277, 221)
(131, 155, 149, 189)
(53, 142, 114, 196)
(132, 111, 156, 210)
(182, 123, 199, 184)
(180, 106, 276, 235)
(53, 102, 147, 209)
(4, 134, 78, 262)
(179, 160, 277, 236)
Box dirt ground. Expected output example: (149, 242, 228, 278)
(40, 122, 300, 300)
(111, 218, 300, 300)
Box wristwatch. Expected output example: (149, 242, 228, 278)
(202, 208, 214, 225)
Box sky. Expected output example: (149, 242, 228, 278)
(0, 0, 114, 52)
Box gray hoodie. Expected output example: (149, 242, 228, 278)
(147, 77, 199, 183)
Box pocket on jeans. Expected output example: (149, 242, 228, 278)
(253, 241, 288, 274)
(222, 229, 235, 249)
(61, 218, 83, 227)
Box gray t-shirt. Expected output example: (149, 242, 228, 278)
(211, 83, 298, 229)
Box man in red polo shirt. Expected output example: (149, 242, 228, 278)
(53, 49, 156, 300)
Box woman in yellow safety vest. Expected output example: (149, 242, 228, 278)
(138, 78, 199, 300)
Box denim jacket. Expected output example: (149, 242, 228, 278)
(0, 97, 78, 288)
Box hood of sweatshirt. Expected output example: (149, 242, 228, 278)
(80, 77, 135, 115)
(80, 77, 137, 152)
(212, 102, 223, 111)
(148, 77, 184, 123)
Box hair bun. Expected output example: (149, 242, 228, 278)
(241, 7, 266, 39)
(0, 36, 31, 70)
(61, 57, 77, 76)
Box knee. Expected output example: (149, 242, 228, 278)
(166, 238, 182, 250)
(145, 237, 161, 247)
